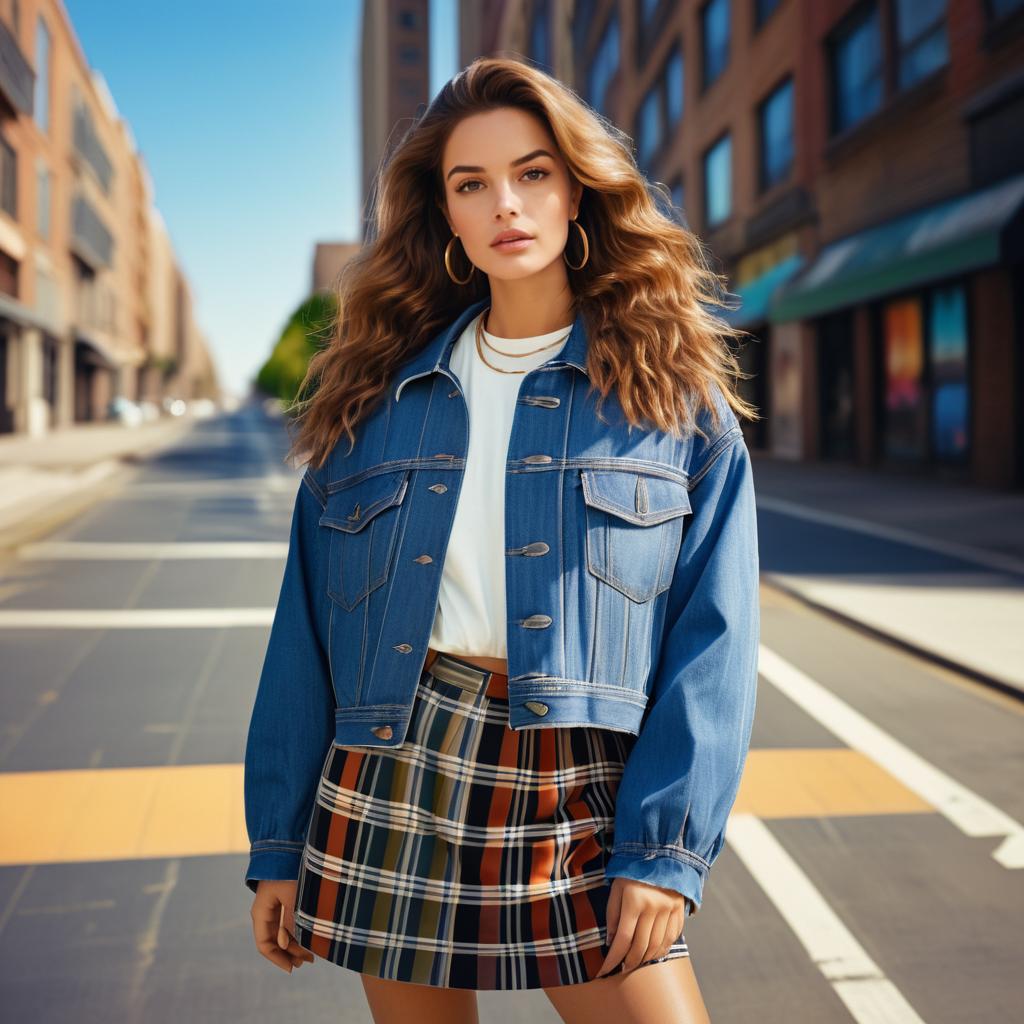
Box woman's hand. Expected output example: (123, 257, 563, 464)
(596, 876, 687, 978)
(250, 880, 316, 972)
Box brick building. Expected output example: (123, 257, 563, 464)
(460, 0, 1024, 488)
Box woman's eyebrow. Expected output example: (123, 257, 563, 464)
(446, 148, 555, 181)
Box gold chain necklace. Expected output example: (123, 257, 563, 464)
(474, 308, 573, 375)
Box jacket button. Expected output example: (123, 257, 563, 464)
(428, 483, 448, 493)
(413, 554, 433, 564)
(524, 700, 549, 716)
(393, 642, 413, 653)
(522, 613, 553, 628)
(371, 725, 393, 739)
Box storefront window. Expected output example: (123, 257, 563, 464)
(819, 312, 856, 459)
(882, 297, 927, 460)
(929, 284, 969, 462)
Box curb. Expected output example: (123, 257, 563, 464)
(761, 571, 1024, 704)
(0, 419, 199, 557)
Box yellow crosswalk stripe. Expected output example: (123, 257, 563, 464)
(736, 749, 932, 818)
(0, 749, 931, 867)
(1, 763, 249, 865)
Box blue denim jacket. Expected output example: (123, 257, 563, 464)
(244, 296, 760, 915)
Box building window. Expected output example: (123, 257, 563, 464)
(43, 334, 58, 407)
(703, 132, 731, 227)
(573, 0, 597, 53)
(894, 0, 948, 90)
(587, 12, 620, 116)
(666, 45, 684, 126)
(0, 249, 17, 297)
(641, 0, 661, 23)
(701, 0, 730, 89)
(397, 9, 420, 29)
(0, 135, 16, 218)
(989, 0, 1024, 17)
(759, 76, 793, 190)
(530, 0, 552, 74)
(34, 16, 51, 135)
(830, 4, 883, 135)
(37, 163, 50, 239)
(755, 0, 782, 28)
(671, 178, 687, 226)
(636, 84, 662, 169)
(634, 44, 685, 173)
(397, 45, 420, 64)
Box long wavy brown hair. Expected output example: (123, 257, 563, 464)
(286, 56, 757, 472)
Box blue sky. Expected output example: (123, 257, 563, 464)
(64, 0, 458, 399)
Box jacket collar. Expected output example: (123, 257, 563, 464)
(394, 296, 590, 402)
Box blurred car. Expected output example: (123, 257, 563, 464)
(108, 396, 144, 426)
(162, 397, 188, 417)
(189, 398, 218, 418)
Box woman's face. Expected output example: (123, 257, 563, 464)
(439, 106, 582, 283)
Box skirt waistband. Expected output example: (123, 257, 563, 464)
(424, 647, 509, 700)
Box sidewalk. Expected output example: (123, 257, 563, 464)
(0, 416, 198, 551)
(752, 452, 1024, 699)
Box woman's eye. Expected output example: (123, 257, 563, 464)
(455, 168, 549, 193)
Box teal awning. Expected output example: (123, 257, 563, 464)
(769, 171, 1024, 324)
(720, 253, 805, 329)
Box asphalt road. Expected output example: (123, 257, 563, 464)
(1, 403, 1021, 1023)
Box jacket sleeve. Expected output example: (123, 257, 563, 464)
(243, 468, 337, 894)
(602, 422, 760, 917)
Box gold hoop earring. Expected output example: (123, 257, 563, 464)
(564, 217, 589, 270)
(444, 235, 475, 285)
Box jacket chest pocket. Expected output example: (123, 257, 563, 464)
(580, 468, 691, 603)
(319, 469, 411, 611)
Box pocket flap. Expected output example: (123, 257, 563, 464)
(320, 469, 410, 534)
(580, 468, 690, 525)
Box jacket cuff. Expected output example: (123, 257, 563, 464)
(245, 840, 305, 894)
(604, 847, 706, 918)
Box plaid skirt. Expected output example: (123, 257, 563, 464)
(291, 650, 690, 990)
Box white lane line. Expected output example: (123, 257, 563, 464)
(0, 609, 273, 628)
(132, 476, 298, 493)
(77, 476, 299, 497)
(757, 494, 1024, 577)
(759, 644, 1024, 869)
(16, 542, 289, 560)
(727, 814, 928, 1024)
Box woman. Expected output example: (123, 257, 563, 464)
(245, 56, 760, 1023)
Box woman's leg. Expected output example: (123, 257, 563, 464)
(360, 974, 480, 1024)
(543, 956, 710, 1024)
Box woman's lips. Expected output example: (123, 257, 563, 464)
(492, 236, 534, 253)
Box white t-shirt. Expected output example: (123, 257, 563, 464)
(427, 309, 572, 659)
